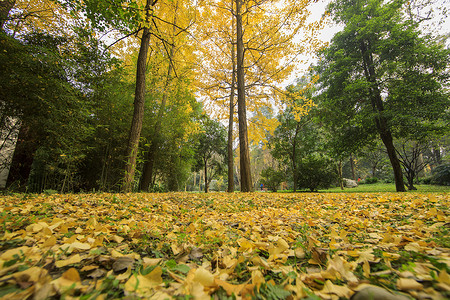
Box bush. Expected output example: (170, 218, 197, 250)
(430, 164, 450, 186)
(260, 167, 285, 192)
(364, 177, 378, 184)
(296, 156, 337, 192)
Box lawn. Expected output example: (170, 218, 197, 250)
(321, 183, 450, 193)
(0, 192, 448, 299)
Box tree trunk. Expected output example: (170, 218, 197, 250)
(349, 154, 356, 180)
(0, 0, 15, 31)
(5, 124, 37, 191)
(227, 5, 236, 193)
(122, 0, 152, 193)
(235, 0, 252, 192)
(359, 40, 405, 192)
(204, 158, 209, 193)
(337, 160, 344, 190)
(292, 123, 300, 193)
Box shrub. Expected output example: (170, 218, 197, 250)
(260, 167, 285, 192)
(430, 164, 450, 186)
(296, 156, 337, 192)
(364, 177, 378, 184)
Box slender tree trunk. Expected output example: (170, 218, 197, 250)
(122, 0, 152, 193)
(360, 40, 405, 192)
(349, 154, 356, 180)
(227, 4, 236, 193)
(292, 123, 300, 192)
(0, 0, 15, 30)
(235, 0, 252, 192)
(204, 158, 209, 193)
(337, 160, 344, 190)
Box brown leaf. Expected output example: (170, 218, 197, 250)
(113, 256, 134, 273)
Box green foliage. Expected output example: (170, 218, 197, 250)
(0, 30, 99, 192)
(296, 155, 338, 192)
(364, 177, 379, 184)
(430, 164, 450, 186)
(252, 283, 292, 300)
(260, 167, 285, 192)
(193, 116, 227, 192)
(315, 0, 450, 186)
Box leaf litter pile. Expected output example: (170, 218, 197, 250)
(0, 192, 449, 299)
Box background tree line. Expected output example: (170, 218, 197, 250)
(0, 0, 448, 193)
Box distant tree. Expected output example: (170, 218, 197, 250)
(395, 140, 428, 190)
(269, 78, 319, 192)
(260, 167, 284, 192)
(194, 118, 227, 193)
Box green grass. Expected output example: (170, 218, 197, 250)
(320, 183, 449, 193)
(275, 183, 449, 193)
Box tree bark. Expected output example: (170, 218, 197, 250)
(292, 122, 300, 192)
(227, 3, 236, 193)
(359, 40, 405, 192)
(204, 158, 209, 193)
(349, 154, 356, 180)
(337, 160, 344, 190)
(235, 0, 252, 192)
(122, 0, 152, 193)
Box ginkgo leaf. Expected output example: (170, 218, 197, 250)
(397, 278, 424, 291)
(55, 254, 81, 268)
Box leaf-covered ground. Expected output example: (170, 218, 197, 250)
(0, 192, 449, 299)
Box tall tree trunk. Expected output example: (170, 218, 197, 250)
(337, 160, 344, 190)
(227, 3, 236, 193)
(292, 123, 300, 192)
(204, 158, 209, 193)
(0, 0, 15, 30)
(360, 40, 405, 192)
(349, 154, 356, 180)
(235, 0, 252, 192)
(5, 124, 37, 191)
(122, 0, 152, 193)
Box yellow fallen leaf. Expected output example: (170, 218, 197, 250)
(80, 265, 98, 272)
(111, 249, 124, 258)
(215, 278, 246, 296)
(10, 266, 49, 283)
(63, 267, 81, 282)
(397, 278, 423, 291)
(116, 267, 132, 281)
(0, 246, 30, 261)
(143, 257, 162, 267)
(363, 260, 370, 278)
(112, 235, 124, 243)
(51, 268, 84, 294)
(404, 242, 422, 252)
(272, 238, 289, 255)
(438, 270, 450, 285)
(70, 241, 91, 251)
(251, 270, 265, 288)
(55, 254, 81, 268)
(194, 267, 215, 287)
(321, 280, 354, 298)
(124, 267, 163, 296)
(42, 236, 57, 248)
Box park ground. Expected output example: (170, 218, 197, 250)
(0, 191, 449, 299)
